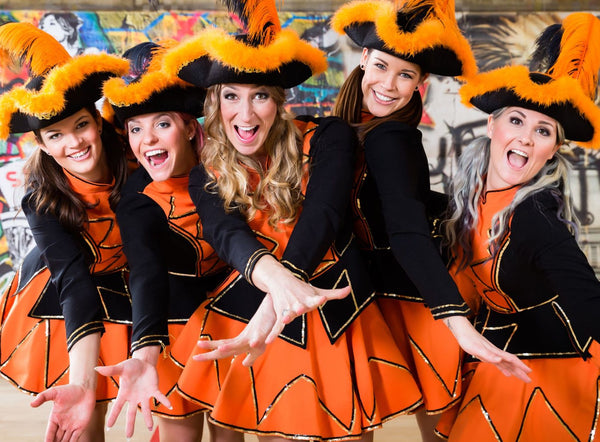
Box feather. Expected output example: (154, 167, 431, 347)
(548, 13, 600, 99)
(529, 23, 562, 73)
(222, 0, 281, 46)
(396, 0, 436, 33)
(0, 22, 70, 76)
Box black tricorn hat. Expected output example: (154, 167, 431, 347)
(103, 40, 206, 129)
(0, 22, 128, 139)
(331, 0, 477, 79)
(460, 13, 600, 148)
(163, 0, 327, 89)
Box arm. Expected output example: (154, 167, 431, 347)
(279, 116, 357, 279)
(22, 193, 105, 349)
(363, 122, 469, 317)
(30, 333, 101, 442)
(115, 171, 170, 353)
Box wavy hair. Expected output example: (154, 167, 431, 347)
(24, 104, 128, 234)
(201, 84, 304, 227)
(332, 57, 423, 141)
(443, 107, 576, 271)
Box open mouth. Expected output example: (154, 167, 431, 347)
(373, 90, 395, 103)
(144, 149, 169, 167)
(235, 125, 259, 142)
(69, 146, 90, 160)
(507, 149, 528, 168)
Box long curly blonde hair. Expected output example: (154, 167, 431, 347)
(201, 84, 304, 226)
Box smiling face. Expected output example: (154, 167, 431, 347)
(126, 112, 198, 182)
(486, 106, 561, 191)
(360, 48, 427, 117)
(219, 83, 278, 161)
(38, 107, 109, 183)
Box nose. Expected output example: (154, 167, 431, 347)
(142, 129, 158, 145)
(380, 72, 395, 90)
(519, 133, 533, 146)
(65, 133, 83, 148)
(239, 98, 255, 121)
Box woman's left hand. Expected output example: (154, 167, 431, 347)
(30, 384, 96, 442)
(95, 348, 171, 438)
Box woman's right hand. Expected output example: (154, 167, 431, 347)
(250, 254, 350, 325)
(444, 315, 533, 383)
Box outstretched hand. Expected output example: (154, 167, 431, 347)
(95, 356, 171, 438)
(30, 384, 96, 442)
(444, 315, 532, 382)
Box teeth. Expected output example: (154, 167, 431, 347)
(237, 126, 256, 132)
(145, 149, 166, 157)
(510, 149, 528, 158)
(374, 91, 394, 102)
(70, 147, 89, 159)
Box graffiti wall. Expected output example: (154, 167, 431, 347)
(1, 9, 600, 282)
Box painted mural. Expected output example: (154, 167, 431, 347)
(0, 9, 599, 283)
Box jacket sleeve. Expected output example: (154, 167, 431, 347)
(520, 193, 600, 362)
(280, 116, 357, 280)
(116, 174, 170, 353)
(188, 165, 270, 282)
(363, 122, 470, 318)
(21, 192, 105, 350)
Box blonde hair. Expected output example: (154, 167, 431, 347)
(201, 84, 304, 226)
(443, 107, 577, 271)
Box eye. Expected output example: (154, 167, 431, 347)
(537, 126, 552, 137)
(509, 116, 522, 125)
(156, 120, 171, 129)
(374, 62, 386, 71)
(399, 72, 414, 80)
(128, 126, 140, 135)
(223, 92, 238, 100)
(48, 133, 61, 141)
(254, 91, 269, 100)
(76, 120, 89, 130)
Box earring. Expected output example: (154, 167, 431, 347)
(415, 86, 420, 91)
(189, 136, 193, 140)
(359, 64, 365, 70)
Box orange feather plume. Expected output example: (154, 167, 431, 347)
(0, 22, 70, 76)
(223, 0, 281, 45)
(548, 13, 600, 100)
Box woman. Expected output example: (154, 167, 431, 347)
(440, 12, 600, 441)
(0, 22, 131, 441)
(97, 40, 234, 441)
(161, 0, 426, 440)
(330, 1, 531, 440)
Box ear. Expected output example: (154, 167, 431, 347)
(486, 114, 495, 139)
(186, 118, 199, 140)
(418, 72, 429, 86)
(359, 47, 370, 69)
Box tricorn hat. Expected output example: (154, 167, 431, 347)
(163, 0, 327, 89)
(103, 40, 206, 129)
(0, 22, 128, 139)
(460, 13, 600, 148)
(331, 0, 477, 78)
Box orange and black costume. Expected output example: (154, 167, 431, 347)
(438, 187, 600, 441)
(351, 115, 469, 413)
(170, 116, 423, 440)
(0, 171, 131, 400)
(115, 168, 229, 416)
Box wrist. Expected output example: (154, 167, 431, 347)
(132, 345, 161, 365)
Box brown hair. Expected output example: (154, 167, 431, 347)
(25, 104, 128, 233)
(332, 64, 423, 141)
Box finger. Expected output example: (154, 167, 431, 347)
(55, 427, 66, 442)
(140, 401, 154, 431)
(106, 398, 126, 429)
(95, 365, 121, 377)
(43, 421, 59, 442)
(242, 345, 266, 367)
(196, 339, 222, 350)
(61, 428, 74, 442)
(319, 285, 351, 301)
(69, 429, 83, 442)
(153, 391, 172, 410)
(31, 389, 55, 408)
(265, 320, 285, 344)
(125, 403, 138, 438)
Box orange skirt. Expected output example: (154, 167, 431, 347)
(376, 298, 462, 414)
(152, 322, 208, 418)
(437, 357, 600, 441)
(171, 300, 423, 440)
(0, 268, 130, 401)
